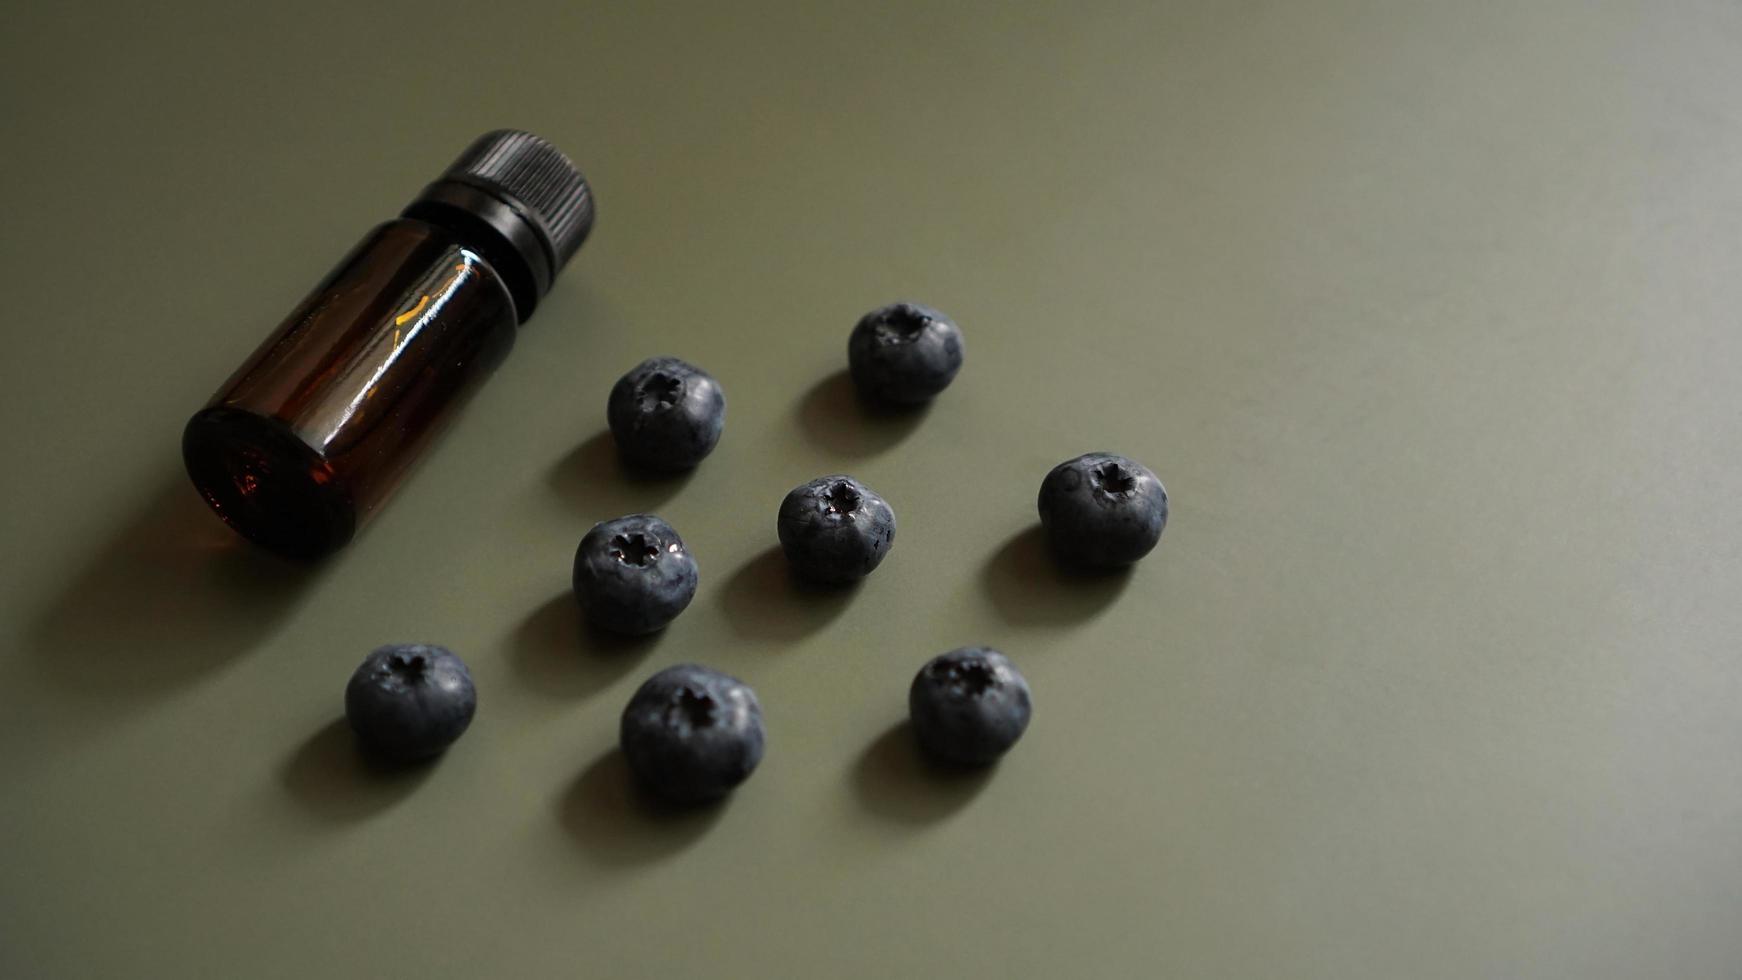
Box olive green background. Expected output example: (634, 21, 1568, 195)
(3, 1, 1740, 977)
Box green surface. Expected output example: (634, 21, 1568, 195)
(3, 1, 1741, 977)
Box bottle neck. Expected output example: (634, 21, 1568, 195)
(401, 181, 552, 323)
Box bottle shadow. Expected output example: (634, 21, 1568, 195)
(556, 749, 724, 867)
(716, 545, 859, 641)
(849, 721, 992, 824)
(980, 526, 1132, 626)
(794, 369, 930, 458)
(277, 718, 434, 822)
(548, 430, 693, 517)
(509, 592, 661, 699)
(27, 480, 320, 700)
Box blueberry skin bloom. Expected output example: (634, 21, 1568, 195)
(846, 302, 965, 405)
(573, 514, 699, 635)
(344, 644, 477, 763)
(1037, 453, 1168, 568)
(620, 664, 765, 805)
(776, 475, 896, 585)
(606, 357, 726, 471)
(909, 647, 1032, 766)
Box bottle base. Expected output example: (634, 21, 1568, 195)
(182, 408, 356, 560)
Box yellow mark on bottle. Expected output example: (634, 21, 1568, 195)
(394, 294, 431, 326)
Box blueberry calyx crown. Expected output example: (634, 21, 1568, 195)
(608, 532, 663, 567)
(664, 686, 718, 730)
(635, 371, 684, 412)
(384, 650, 429, 683)
(1091, 461, 1136, 496)
(825, 480, 861, 515)
(929, 657, 998, 699)
(873, 304, 932, 343)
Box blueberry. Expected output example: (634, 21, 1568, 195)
(847, 302, 964, 405)
(620, 664, 765, 804)
(776, 475, 896, 585)
(908, 647, 1032, 766)
(1037, 453, 1168, 568)
(606, 357, 726, 471)
(344, 644, 477, 763)
(572, 514, 698, 634)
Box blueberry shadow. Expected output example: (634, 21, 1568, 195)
(510, 592, 661, 699)
(27, 480, 319, 700)
(278, 719, 434, 821)
(716, 545, 859, 641)
(794, 369, 930, 457)
(556, 749, 724, 866)
(981, 526, 1132, 626)
(548, 430, 694, 517)
(850, 721, 992, 824)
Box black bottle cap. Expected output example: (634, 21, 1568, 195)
(402, 130, 594, 322)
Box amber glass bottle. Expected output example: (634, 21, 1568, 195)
(183, 131, 593, 559)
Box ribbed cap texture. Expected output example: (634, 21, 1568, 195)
(442, 130, 594, 269)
